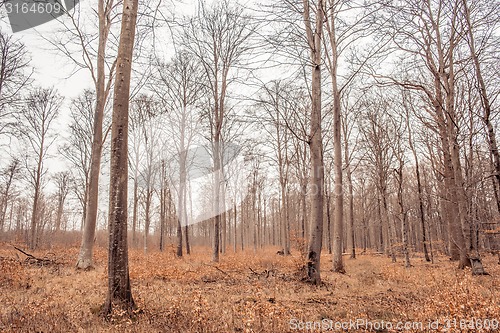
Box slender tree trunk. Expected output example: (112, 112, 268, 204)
(101, 0, 138, 315)
(395, 164, 411, 268)
(276, 107, 290, 255)
(176, 216, 183, 257)
(1, 161, 18, 233)
(212, 142, 221, 262)
(132, 178, 138, 247)
(406, 111, 430, 262)
(55, 194, 64, 233)
(326, 185, 332, 255)
(462, 0, 500, 209)
(301, 182, 307, 240)
(304, 0, 325, 284)
(184, 225, 190, 255)
(325, 7, 345, 273)
(240, 199, 244, 251)
(76, 0, 113, 270)
(233, 202, 237, 252)
(29, 136, 45, 250)
(143, 190, 152, 254)
(280, 185, 290, 255)
(346, 166, 355, 259)
(159, 175, 165, 252)
(444, 52, 471, 269)
(221, 181, 227, 254)
(29, 170, 41, 250)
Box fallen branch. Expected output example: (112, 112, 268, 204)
(249, 267, 277, 278)
(12, 245, 58, 267)
(202, 263, 230, 277)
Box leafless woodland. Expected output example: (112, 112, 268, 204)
(0, 0, 499, 328)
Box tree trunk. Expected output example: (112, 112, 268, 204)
(462, 0, 500, 209)
(233, 202, 237, 253)
(101, 0, 137, 316)
(185, 225, 190, 255)
(132, 178, 138, 247)
(326, 185, 332, 255)
(159, 176, 165, 252)
(143, 189, 152, 254)
(346, 166, 355, 259)
(1, 161, 18, 234)
(212, 142, 221, 262)
(29, 171, 41, 250)
(395, 163, 411, 268)
(304, 0, 325, 285)
(29, 135, 45, 250)
(324, 2, 345, 273)
(76, 0, 113, 270)
(406, 108, 430, 262)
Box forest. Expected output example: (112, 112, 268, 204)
(0, 0, 499, 332)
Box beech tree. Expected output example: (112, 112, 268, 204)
(151, 50, 204, 257)
(0, 158, 20, 233)
(376, 0, 473, 269)
(302, 0, 325, 284)
(17, 87, 62, 250)
(180, 0, 256, 262)
(0, 31, 32, 136)
(403, 91, 431, 262)
(256, 80, 310, 255)
(461, 0, 500, 209)
(75, 0, 118, 270)
(59, 90, 96, 230)
(132, 95, 161, 254)
(101, 0, 138, 316)
(52, 171, 70, 233)
(359, 95, 397, 261)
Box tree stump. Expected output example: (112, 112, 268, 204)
(470, 256, 488, 275)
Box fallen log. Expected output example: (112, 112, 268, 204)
(12, 245, 58, 267)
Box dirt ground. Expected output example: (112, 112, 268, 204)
(0, 243, 499, 332)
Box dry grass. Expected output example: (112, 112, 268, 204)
(0, 243, 499, 332)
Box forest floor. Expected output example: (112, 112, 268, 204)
(0, 243, 499, 332)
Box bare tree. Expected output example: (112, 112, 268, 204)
(256, 80, 310, 255)
(360, 95, 397, 262)
(131, 95, 161, 254)
(129, 99, 145, 248)
(75, 0, 118, 270)
(461, 0, 500, 209)
(403, 91, 431, 262)
(101, 0, 138, 316)
(0, 30, 32, 136)
(17, 87, 62, 250)
(0, 157, 20, 233)
(302, 0, 325, 284)
(60, 90, 96, 230)
(180, 0, 256, 262)
(151, 50, 204, 257)
(391, 112, 411, 268)
(52, 171, 70, 233)
(375, 0, 472, 268)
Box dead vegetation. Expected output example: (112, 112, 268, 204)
(0, 243, 499, 332)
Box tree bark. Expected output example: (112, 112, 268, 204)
(462, 0, 500, 210)
(101, 0, 138, 316)
(76, 0, 114, 270)
(303, 0, 325, 285)
(324, 0, 345, 273)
